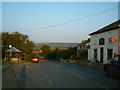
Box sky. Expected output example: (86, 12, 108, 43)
(2, 2, 119, 43)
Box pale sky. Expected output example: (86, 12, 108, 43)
(2, 2, 118, 43)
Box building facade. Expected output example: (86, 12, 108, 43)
(88, 19, 120, 63)
(77, 44, 88, 55)
(5, 47, 21, 62)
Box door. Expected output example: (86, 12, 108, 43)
(107, 49, 113, 60)
(100, 47, 104, 63)
(94, 49, 98, 62)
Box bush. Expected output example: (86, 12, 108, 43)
(47, 47, 77, 61)
(2, 59, 14, 65)
(26, 53, 41, 61)
(26, 54, 31, 61)
(47, 51, 57, 59)
(77, 49, 88, 60)
(31, 53, 41, 59)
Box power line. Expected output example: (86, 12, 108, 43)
(20, 6, 118, 33)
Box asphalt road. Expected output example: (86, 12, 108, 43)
(2, 60, 120, 88)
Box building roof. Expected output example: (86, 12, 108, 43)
(89, 19, 120, 35)
(77, 43, 87, 46)
(5, 47, 21, 53)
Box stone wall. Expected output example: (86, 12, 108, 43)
(77, 60, 103, 71)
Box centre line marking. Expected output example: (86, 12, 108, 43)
(49, 80, 53, 85)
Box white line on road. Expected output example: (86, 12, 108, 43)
(65, 69, 86, 80)
(48, 80, 53, 85)
(26, 66, 28, 69)
(48, 80, 57, 88)
(48, 80, 55, 87)
(11, 68, 18, 82)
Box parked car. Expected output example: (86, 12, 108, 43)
(103, 54, 120, 77)
(31, 57, 39, 63)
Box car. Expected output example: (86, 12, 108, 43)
(103, 54, 120, 77)
(31, 57, 39, 63)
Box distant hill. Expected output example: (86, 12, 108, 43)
(35, 43, 79, 50)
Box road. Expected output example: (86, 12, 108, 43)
(2, 60, 120, 88)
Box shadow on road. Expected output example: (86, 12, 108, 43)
(18, 65, 27, 88)
(2, 64, 17, 88)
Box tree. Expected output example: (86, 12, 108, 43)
(41, 45, 51, 59)
(77, 49, 88, 60)
(80, 38, 90, 44)
(78, 38, 90, 60)
(80, 40, 88, 44)
(47, 47, 59, 59)
(47, 51, 57, 59)
(47, 47, 77, 60)
(2, 32, 10, 58)
(2, 31, 35, 58)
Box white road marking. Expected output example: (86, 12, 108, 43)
(48, 80, 57, 88)
(65, 69, 86, 80)
(26, 66, 28, 69)
(11, 68, 18, 82)
(48, 80, 53, 85)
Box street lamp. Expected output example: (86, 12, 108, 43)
(9, 45, 12, 61)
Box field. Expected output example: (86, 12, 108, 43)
(34, 43, 79, 50)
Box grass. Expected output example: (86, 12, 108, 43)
(2, 59, 14, 65)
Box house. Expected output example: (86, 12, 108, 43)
(5, 47, 21, 62)
(77, 38, 90, 55)
(77, 39, 90, 60)
(88, 19, 120, 63)
(77, 44, 88, 55)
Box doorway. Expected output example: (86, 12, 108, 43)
(107, 49, 113, 60)
(100, 47, 104, 63)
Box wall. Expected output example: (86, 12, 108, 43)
(118, 28, 120, 53)
(5, 58, 21, 62)
(11, 58, 21, 62)
(89, 29, 118, 63)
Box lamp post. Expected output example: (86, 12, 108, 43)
(9, 45, 12, 61)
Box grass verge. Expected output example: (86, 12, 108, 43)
(2, 59, 14, 65)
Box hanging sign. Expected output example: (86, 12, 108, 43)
(114, 53, 118, 56)
(109, 38, 117, 42)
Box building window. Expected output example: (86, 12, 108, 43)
(82, 46, 84, 49)
(99, 37, 105, 45)
(81, 46, 82, 49)
(94, 49, 97, 60)
(107, 49, 113, 60)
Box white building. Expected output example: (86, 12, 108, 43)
(88, 19, 120, 63)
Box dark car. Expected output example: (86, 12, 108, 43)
(103, 54, 120, 77)
(31, 57, 39, 63)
